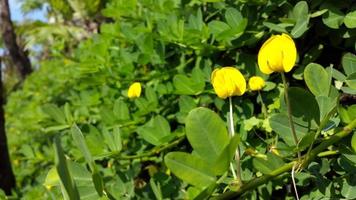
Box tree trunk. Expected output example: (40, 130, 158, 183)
(0, 59, 15, 195)
(0, 0, 32, 80)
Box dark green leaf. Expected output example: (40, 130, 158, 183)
(269, 113, 310, 146)
(54, 136, 80, 200)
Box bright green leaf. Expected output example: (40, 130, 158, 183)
(342, 53, 356, 76)
(185, 107, 229, 162)
(304, 63, 330, 96)
(164, 152, 216, 188)
(137, 115, 171, 145)
(344, 11, 356, 28)
(291, 1, 309, 38)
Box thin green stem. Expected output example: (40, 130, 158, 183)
(291, 165, 300, 200)
(305, 115, 332, 159)
(258, 91, 267, 118)
(229, 97, 242, 184)
(317, 150, 339, 157)
(214, 119, 356, 199)
(281, 73, 301, 160)
(93, 136, 185, 160)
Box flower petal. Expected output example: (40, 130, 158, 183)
(281, 34, 297, 72)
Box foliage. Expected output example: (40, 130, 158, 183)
(4, 0, 356, 199)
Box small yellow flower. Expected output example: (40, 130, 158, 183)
(258, 33, 297, 74)
(127, 82, 141, 99)
(211, 67, 246, 99)
(248, 76, 265, 91)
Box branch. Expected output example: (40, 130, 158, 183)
(215, 119, 356, 199)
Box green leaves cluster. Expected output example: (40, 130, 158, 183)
(4, 0, 356, 199)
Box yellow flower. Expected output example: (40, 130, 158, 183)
(248, 76, 265, 91)
(127, 82, 141, 99)
(258, 33, 297, 74)
(211, 67, 246, 99)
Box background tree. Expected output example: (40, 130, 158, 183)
(0, 0, 32, 80)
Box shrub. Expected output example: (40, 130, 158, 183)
(6, 0, 356, 199)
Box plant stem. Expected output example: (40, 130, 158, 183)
(93, 136, 185, 160)
(281, 73, 301, 160)
(317, 150, 339, 157)
(229, 97, 242, 184)
(214, 118, 356, 199)
(258, 91, 267, 118)
(291, 165, 300, 200)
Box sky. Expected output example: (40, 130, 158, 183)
(9, 0, 47, 22)
(0, 1, 46, 60)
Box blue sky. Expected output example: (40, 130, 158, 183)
(9, 0, 46, 22)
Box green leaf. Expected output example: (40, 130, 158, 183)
(137, 115, 171, 145)
(304, 63, 330, 96)
(262, 22, 287, 33)
(269, 113, 309, 146)
(321, 4, 344, 29)
(113, 99, 130, 121)
(310, 9, 328, 18)
(341, 87, 356, 95)
(145, 86, 158, 107)
(346, 73, 356, 89)
(44, 167, 60, 188)
(316, 96, 337, 123)
(280, 87, 320, 126)
(344, 11, 356, 28)
(44, 124, 70, 133)
(64, 103, 73, 124)
(298, 132, 316, 151)
(186, 107, 230, 162)
(262, 81, 276, 92)
(208, 20, 230, 36)
(352, 132, 356, 153)
(331, 68, 347, 82)
(150, 179, 163, 200)
(71, 124, 94, 170)
(173, 74, 205, 95)
(69, 162, 100, 200)
(225, 8, 243, 28)
(291, 1, 309, 38)
(71, 124, 104, 196)
(164, 152, 216, 188)
(341, 177, 356, 199)
(179, 95, 197, 113)
(212, 135, 240, 175)
(54, 136, 80, 200)
(342, 53, 356, 76)
(224, 8, 247, 36)
(42, 104, 66, 124)
(252, 153, 285, 174)
(339, 105, 356, 124)
(92, 171, 104, 196)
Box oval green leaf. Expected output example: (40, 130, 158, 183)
(185, 107, 229, 162)
(164, 152, 216, 188)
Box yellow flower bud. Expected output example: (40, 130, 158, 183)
(127, 82, 141, 99)
(258, 33, 297, 74)
(248, 76, 265, 91)
(211, 67, 246, 99)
